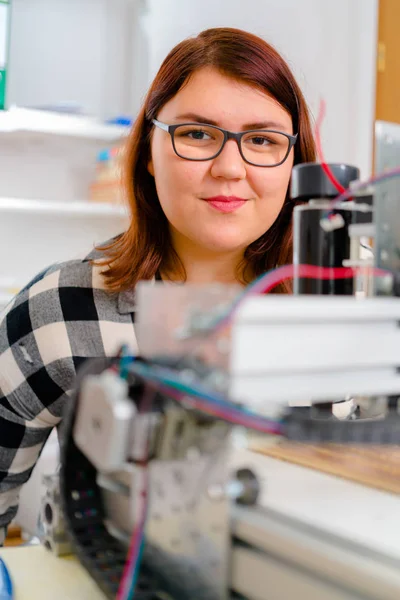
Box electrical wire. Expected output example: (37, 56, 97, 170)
(323, 165, 400, 224)
(258, 264, 387, 294)
(118, 344, 136, 380)
(116, 372, 154, 600)
(125, 483, 148, 600)
(128, 537, 145, 598)
(156, 382, 283, 435)
(117, 470, 148, 600)
(127, 360, 284, 436)
(313, 100, 400, 226)
(314, 99, 345, 194)
(207, 264, 389, 333)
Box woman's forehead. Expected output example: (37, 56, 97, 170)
(159, 67, 293, 131)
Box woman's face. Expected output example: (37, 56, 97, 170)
(148, 67, 294, 256)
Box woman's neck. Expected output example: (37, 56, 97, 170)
(162, 234, 246, 285)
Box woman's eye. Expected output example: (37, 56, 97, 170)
(249, 136, 271, 146)
(186, 130, 212, 140)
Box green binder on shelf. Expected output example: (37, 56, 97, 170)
(0, 0, 10, 110)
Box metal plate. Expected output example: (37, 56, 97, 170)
(374, 120, 400, 290)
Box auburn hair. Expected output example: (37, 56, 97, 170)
(96, 27, 316, 293)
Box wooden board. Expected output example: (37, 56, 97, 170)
(252, 442, 400, 495)
(4, 525, 23, 547)
(0, 545, 106, 600)
(376, 0, 400, 124)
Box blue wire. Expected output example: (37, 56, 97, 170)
(129, 361, 282, 427)
(126, 535, 145, 599)
(120, 345, 136, 381)
(207, 265, 281, 331)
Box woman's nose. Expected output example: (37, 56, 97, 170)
(210, 139, 247, 180)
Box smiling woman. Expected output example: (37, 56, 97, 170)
(0, 27, 316, 550)
(98, 27, 316, 289)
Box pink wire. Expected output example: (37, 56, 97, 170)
(157, 384, 283, 435)
(117, 523, 142, 599)
(258, 264, 386, 294)
(212, 263, 389, 333)
(315, 99, 345, 194)
(328, 165, 400, 211)
(117, 474, 148, 600)
(117, 383, 154, 600)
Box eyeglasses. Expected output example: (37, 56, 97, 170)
(152, 118, 297, 167)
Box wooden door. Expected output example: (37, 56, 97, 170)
(376, 0, 400, 123)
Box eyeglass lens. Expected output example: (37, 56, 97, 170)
(173, 124, 290, 166)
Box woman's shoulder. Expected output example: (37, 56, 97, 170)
(0, 242, 138, 359)
(0, 243, 137, 390)
(0, 242, 137, 422)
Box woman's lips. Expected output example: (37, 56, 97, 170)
(203, 196, 247, 213)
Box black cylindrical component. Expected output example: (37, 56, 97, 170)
(291, 163, 360, 202)
(293, 204, 354, 294)
(291, 163, 360, 296)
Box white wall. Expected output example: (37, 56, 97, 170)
(6, 0, 379, 176)
(7, 0, 145, 119)
(141, 0, 378, 178)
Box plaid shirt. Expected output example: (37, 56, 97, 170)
(0, 242, 139, 543)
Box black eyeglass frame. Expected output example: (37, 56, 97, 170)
(152, 118, 298, 167)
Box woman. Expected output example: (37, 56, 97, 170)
(0, 27, 315, 541)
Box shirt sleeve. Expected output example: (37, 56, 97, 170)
(0, 275, 75, 543)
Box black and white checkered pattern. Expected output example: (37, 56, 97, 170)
(0, 243, 138, 543)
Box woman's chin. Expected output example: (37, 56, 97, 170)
(197, 234, 250, 254)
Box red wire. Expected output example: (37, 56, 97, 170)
(260, 264, 385, 294)
(315, 99, 346, 195)
(117, 382, 154, 600)
(161, 386, 283, 435)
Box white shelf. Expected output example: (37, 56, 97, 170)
(0, 107, 130, 142)
(0, 197, 129, 218)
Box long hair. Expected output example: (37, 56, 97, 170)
(96, 27, 316, 293)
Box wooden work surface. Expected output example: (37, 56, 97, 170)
(252, 441, 400, 495)
(0, 545, 106, 600)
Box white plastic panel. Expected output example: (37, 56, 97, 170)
(231, 322, 400, 374)
(230, 368, 400, 410)
(231, 450, 400, 565)
(231, 296, 400, 374)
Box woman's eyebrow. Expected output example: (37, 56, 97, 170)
(173, 112, 289, 131)
(174, 112, 219, 125)
(242, 120, 289, 131)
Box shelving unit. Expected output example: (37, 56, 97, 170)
(0, 106, 129, 141)
(0, 106, 130, 201)
(0, 196, 129, 305)
(0, 108, 131, 304)
(0, 197, 128, 217)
